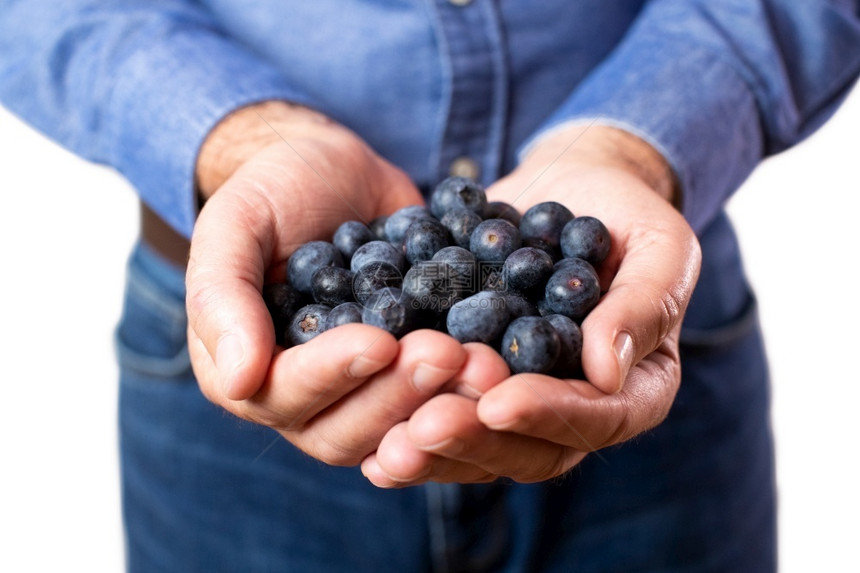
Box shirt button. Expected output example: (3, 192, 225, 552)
(449, 157, 481, 180)
(448, 0, 473, 5)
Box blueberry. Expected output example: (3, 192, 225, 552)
(504, 293, 540, 319)
(287, 241, 344, 296)
(403, 218, 451, 265)
(560, 216, 611, 265)
(483, 201, 521, 227)
(544, 314, 583, 378)
(350, 240, 405, 273)
(522, 236, 561, 262)
(469, 218, 522, 263)
(502, 247, 554, 294)
(544, 258, 601, 320)
(429, 176, 487, 218)
(480, 263, 506, 292)
(324, 302, 364, 330)
(519, 201, 574, 251)
(446, 291, 510, 344)
(352, 261, 403, 305)
(432, 246, 479, 295)
(440, 207, 482, 249)
(311, 266, 355, 307)
(501, 316, 561, 374)
(361, 287, 418, 338)
(262, 282, 302, 346)
(402, 259, 467, 313)
(286, 304, 331, 346)
(369, 215, 389, 240)
(333, 220, 376, 262)
(384, 205, 433, 245)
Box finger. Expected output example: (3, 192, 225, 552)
(407, 393, 583, 482)
(443, 342, 511, 398)
(364, 422, 495, 487)
(238, 323, 399, 429)
(296, 329, 467, 465)
(477, 335, 681, 450)
(186, 185, 278, 401)
(581, 203, 700, 394)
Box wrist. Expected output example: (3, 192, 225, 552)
(195, 100, 332, 199)
(522, 124, 679, 208)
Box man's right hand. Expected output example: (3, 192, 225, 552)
(185, 102, 507, 466)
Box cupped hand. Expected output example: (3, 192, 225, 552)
(185, 102, 485, 465)
(362, 124, 702, 486)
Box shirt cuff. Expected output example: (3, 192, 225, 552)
(104, 32, 317, 239)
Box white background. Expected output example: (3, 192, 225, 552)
(1, 84, 858, 571)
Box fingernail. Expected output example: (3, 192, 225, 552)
(614, 332, 634, 393)
(347, 354, 387, 379)
(411, 363, 455, 393)
(216, 334, 245, 395)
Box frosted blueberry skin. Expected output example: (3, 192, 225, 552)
(446, 291, 510, 345)
(429, 176, 487, 219)
(311, 266, 355, 307)
(350, 240, 405, 273)
(432, 246, 478, 294)
(502, 247, 554, 295)
(518, 201, 574, 251)
(333, 220, 376, 262)
(469, 218, 522, 263)
(402, 260, 464, 313)
(287, 241, 344, 296)
(262, 282, 303, 346)
(440, 207, 482, 249)
(369, 215, 389, 240)
(383, 205, 434, 245)
(483, 200, 521, 227)
(544, 259, 601, 321)
(286, 303, 331, 347)
(352, 261, 403, 305)
(560, 216, 611, 265)
(501, 316, 561, 375)
(403, 218, 451, 265)
(324, 302, 364, 331)
(544, 313, 584, 378)
(361, 287, 418, 338)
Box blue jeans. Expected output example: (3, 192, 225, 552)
(116, 233, 775, 572)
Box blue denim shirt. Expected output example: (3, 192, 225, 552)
(2, 0, 859, 240)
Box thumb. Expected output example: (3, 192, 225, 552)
(581, 223, 701, 394)
(186, 187, 276, 401)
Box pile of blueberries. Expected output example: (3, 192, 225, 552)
(263, 176, 610, 376)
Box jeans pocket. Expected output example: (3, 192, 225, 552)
(115, 242, 191, 380)
(679, 289, 759, 352)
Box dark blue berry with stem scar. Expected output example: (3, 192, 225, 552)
(369, 215, 389, 240)
(446, 290, 510, 344)
(287, 241, 344, 296)
(429, 176, 487, 218)
(501, 316, 561, 374)
(483, 200, 521, 227)
(560, 216, 611, 265)
(333, 220, 376, 262)
(440, 207, 482, 249)
(544, 314, 583, 378)
(361, 287, 418, 338)
(403, 218, 451, 265)
(384, 205, 434, 245)
(502, 247, 554, 294)
(324, 302, 364, 331)
(263, 282, 302, 346)
(469, 218, 522, 263)
(350, 240, 405, 273)
(519, 201, 574, 251)
(352, 261, 403, 305)
(311, 266, 354, 307)
(286, 304, 331, 347)
(545, 258, 601, 321)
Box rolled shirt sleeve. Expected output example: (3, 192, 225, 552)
(520, 0, 860, 233)
(0, 0, 317, 238)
